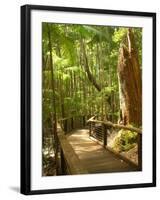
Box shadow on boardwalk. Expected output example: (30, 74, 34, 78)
(66, 129, 138, 174)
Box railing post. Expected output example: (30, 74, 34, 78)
(103, 124, 107, 147)
(68, 118, 71, 132)
(71, 117, 74, 130)
(138, 133, 142, 170)
(64, 119, 68, 133)
(60, 148, 66, 175)
(83, 116, 85, 127)
(89, 122, 92, 137)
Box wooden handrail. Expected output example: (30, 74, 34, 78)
(58, 115, 85, 121)
(87, 118, 142, 134)
(58, 115, 86, 133)
(57, 128, 88, 175)
(87, 117, 142, 169)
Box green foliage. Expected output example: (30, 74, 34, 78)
(133, 28, 142, 66)
(42, 22, 142, 170)
(42, 23, 142, 121)
(112, 28, 127, 44)
(61, 37, 77, 65)
(102, 85, 117, 95)
(54, 56, 69, 68)
(113, 129, 138, 152)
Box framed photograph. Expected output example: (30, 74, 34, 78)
(21, 4, 156, 195)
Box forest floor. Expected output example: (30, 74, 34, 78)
(107, 130, 138, 165)
(42, 152, 57, 176)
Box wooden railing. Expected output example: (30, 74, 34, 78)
(57, 123, 88, 175)
(58, 115, 86, 133)
(57, 115, 142, 174)
(87, 117, 142, 170)
(57, 116, 87, 175)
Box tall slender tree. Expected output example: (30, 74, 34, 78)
(47, 24, 59, 174)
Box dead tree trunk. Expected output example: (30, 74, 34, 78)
(117, 28, 142, 127)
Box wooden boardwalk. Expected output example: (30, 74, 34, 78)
(66, 129, 138, 174)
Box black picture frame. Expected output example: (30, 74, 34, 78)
(21, 4, 156, 195)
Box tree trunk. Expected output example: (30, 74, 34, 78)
(80, 38, 101, 92)
(117, 28, 142, 127)
(47, 24, 59, 174)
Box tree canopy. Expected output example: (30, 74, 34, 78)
(42, 23, 142, 176)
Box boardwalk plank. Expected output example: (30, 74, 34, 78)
(66, 129, 138, 174)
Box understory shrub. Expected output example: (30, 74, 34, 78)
(113, 129, 138, 152)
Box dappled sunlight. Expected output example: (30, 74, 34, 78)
(42, 22, 142, 175)
(67, 129, 106, 156)
(64, 128, 138, 173)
